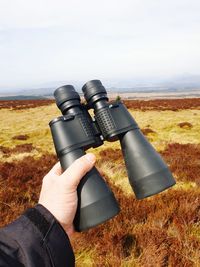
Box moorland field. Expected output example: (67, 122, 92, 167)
(0, 98, 200, 267)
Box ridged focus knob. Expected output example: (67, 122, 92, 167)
(82, 80, 107, 103)
(54, 85, 80, 109)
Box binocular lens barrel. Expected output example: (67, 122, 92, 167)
(82, 80, 176, 199)
(120, 129, 175, 199)
(50, 85, 119, 231)
(59, 148, 120, 231)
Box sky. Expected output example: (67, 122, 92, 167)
(0, 0, 200, 91)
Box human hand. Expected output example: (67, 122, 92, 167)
(38, 153, 96, 237)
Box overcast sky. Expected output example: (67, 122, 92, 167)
(0, 0, 200, 91)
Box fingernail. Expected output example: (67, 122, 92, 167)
(85, 153, 96, 164)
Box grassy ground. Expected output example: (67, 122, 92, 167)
(0, 99, 200, 266)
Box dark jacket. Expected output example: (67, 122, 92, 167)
(0, 204, 75, 267)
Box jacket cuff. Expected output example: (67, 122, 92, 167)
(1, 204, 75, 267)
(23, 204, 75, 267)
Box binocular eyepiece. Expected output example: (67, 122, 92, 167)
(82, 80, 108, 107)
(50, 80, 176, 232)
(54, 85, 80, 113)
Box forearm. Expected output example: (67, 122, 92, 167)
(0, 204, 75, 267)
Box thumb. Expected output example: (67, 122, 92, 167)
(61, 153, 96, 190)
(48, 162, 62, 176)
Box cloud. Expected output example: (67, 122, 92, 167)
(0, 0, 200, 89)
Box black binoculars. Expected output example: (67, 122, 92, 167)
(49, 80, 176, 232)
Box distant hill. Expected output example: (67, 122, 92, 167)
(9, 85, 200, 97)
(1, 74, 200, 97)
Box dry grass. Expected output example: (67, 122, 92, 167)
(141, 128, 156, 135)
(0, 98, 200, 266)
(0, 144, 35, 157)
(72, 177, 200, 267)
(129, 109, 200, 151)
(12, 134, 29, 140)
(161, 143, 200, 186)
(1, 153, 199, 266)
(123, 98, 200, 111)
(1, 101, 200, 161)
(0, 99, 54, 110)
(177, 122, 193, 129)
(0, 104, 59, 161)
(0, 154, 57, 226)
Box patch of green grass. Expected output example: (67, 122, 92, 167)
(173, 181, 197, 191)
(130, 109, 200, 149)
(0, 104, 58, 160)
(188, 223, 200, 239)
(75, 249, 97, 267)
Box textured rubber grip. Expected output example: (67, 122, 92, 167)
(95, 109, 116, 137)
(78, 113, 94, 137)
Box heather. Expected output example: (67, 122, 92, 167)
(0, 98, 200, 266)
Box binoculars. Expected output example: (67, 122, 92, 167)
(49, 80, 176, 232)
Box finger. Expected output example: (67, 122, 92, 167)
(48, 161, 62, 176)
(61, 153, 96, 189)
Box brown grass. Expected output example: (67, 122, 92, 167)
(123, 98, 200, 111)
(178, 122, 193, 129)
(141, 128, 156, 135)
(12, 134, 29, 140)
(72, 173, 200, 266)
(98, 148, 123, 162)
(161, 143, 200, 185)
(0, 154, 57, 226)
(0, 144, 35, 157)
(1, 98, 200, 111)
(0, 147, 199, 266)
(0, 99, 54, 110)
(0, 146, 11, 154)
(1, 98, 200, 266)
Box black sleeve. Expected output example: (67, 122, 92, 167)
(0, 204, 75, 267)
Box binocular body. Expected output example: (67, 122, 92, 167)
(49, 80, 175, 231)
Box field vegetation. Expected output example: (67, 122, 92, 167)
(0, 98, 200, 266)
